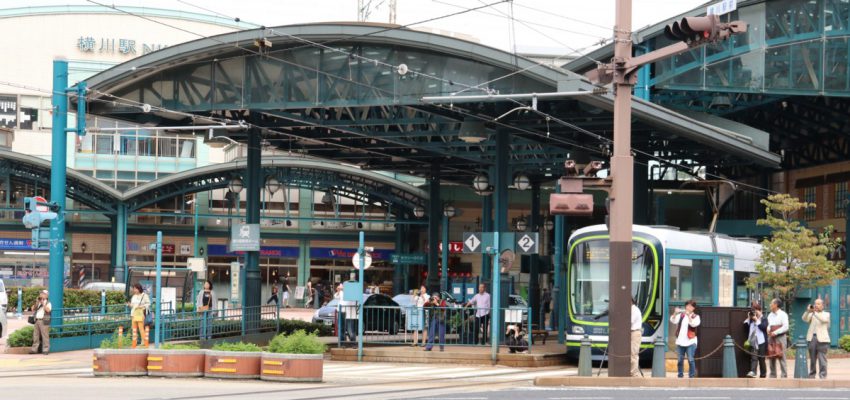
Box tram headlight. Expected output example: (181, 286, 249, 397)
(572, 325, 584, 334)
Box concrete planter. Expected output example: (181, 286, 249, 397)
(93, 348, 148, 376)
(260, 352, 323, 382)
(204, 350, 261, 379)
(146, 349, 206, 377)
(5, 347, 32, 354)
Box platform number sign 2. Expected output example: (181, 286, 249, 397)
(516, 233, 539, 255)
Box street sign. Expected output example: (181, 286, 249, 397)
(32, 196, 49, 212)
(352, 251, 373, 270)
(516, 233, 539, 255)
(391, 253, 426, 264)
(228, 223, 260, 252)
(230, 261, 240, 302)
(707, 0, 737, 16)
(463, 232, 482, 253)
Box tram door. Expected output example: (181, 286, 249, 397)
(666, 254, 715, 349)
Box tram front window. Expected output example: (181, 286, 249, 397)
(570, 239, 655, 318)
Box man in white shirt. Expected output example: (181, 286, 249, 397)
(630, 298, 643, 377)
(466, 284, 491, 345)
(669, 299, 701, 378)
(767, 298, 789, 378)
(803, 298, 831, 379)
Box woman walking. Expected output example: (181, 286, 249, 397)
(304, 280, 314, 308)
(129, 283, 151, 348)
(29, 290, 52, 355)
(196, 280, 216, 340)
(266, 284, 280, 306)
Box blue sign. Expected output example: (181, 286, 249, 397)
(310, 247, 393, 260)
(207, 244, 299, 258)
(0, 238, 39, 251)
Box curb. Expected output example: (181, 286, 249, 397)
(534, 376, 850, 389)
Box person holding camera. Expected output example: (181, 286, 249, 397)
(803, 298, 831, 379)
(744, 302, 768, 378)
(29, 290, 51, 355)
(766, 298, 789, 378)
(424, 293, 447, 352)
(669, 299, 700, 378)
(506, 323, 528, 353)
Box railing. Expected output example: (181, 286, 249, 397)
(48, 304, 171, 352)
(162, 304, 280, 342)
(336, 305, 532, 352)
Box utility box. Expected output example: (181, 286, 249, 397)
(693, 306, 750, 377)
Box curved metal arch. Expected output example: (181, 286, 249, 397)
(122, 155, 428, 212)
(0, 149, 121, 212)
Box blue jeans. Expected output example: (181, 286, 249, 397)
(677, 344, 697, 378)
(425, 318, 446, 351)
(201, 310, 214, 340)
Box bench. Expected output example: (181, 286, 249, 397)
(531, 329, 548, 344)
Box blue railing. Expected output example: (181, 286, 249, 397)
(336, 305, 532, 352)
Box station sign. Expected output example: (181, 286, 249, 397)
(228, 223, 260, 252)
(391, 253, 426, 264)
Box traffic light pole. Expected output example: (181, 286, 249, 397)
(49, 59, 69, 324)
(607, 0, 635, 378)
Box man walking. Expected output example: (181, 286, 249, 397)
(630, 297, 642, 377)
(766, 298, 789, 378)
(466, 284, 491, 345)
(803, 298, 831, 379)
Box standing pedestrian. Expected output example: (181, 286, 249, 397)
(744, 302, 768, 378)
(29, 290, 51, 355)
(411, 287, 428, 346)
(669, 299, 701, 378)
(630, 297, 642, 377)
(196, 280, 216, 340)
(266, 284, 279, 306)
(304, 280, 313, 308)
(281, 271, 292, 308)
(766, 298, 789, 378)
(465, 284, 491, 345)
(803, 298, 830, 379)
(424, 293, 447, 352)
(540, 288, 552, 330)
(128, 283, 151, 349)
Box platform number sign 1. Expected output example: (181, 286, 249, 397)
(516, 233, 539, 255)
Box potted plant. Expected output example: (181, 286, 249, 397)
(205, 341, 262, 379)
(261, 330, 325, 382)
(146, 342, 205, 377)
(92, 332, 148, 376)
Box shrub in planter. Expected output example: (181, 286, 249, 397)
(261, 330, 325, 382)
(7, 326, 34, 348)
(147, 342, 205, 378)
(205, 342, 262, 379)
(840, 335, 850, 353)
(92, 333, 149, 377)
(278, 319, 333, 337)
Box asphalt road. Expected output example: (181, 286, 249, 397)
(412, 388, 850, 400)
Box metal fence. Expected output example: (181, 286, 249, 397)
(336, 305, 532, 352)
(162, 304, 280, 342)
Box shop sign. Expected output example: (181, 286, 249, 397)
(0, 238, 36, 250)
(162, 244, 175, 255)
(207, 244, 299, 258)
(437, 241, 464, 253)
(310, 247, 393, 260)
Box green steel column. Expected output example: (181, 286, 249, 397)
(491, 129, 509, 352)
(297, 188, 313, 287)
(529, 181, 541, 328)
(49, 59, 69, 320)
(441, 212, 449, 293)
(553, 184, 565, 343)
(114, 203, 128, 283)
(427, 168, 441, 292)
(393, 223, 404, 295)
(481, 193, 492, 282)
(243, 128, 261, 314)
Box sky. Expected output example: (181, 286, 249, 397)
(20, 0, 709, 57)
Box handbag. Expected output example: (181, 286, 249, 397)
(27, 315, 35, 324)
(767, 325, 785, 358)
(142, 294, 153, 327)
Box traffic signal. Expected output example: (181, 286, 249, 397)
(22, 197, 58, 229)
(663, 15, 747, 46)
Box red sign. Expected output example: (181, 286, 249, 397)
(437, 241, 464, 254)
(162, 244, 175, 255)
(33, 196, 49, 212)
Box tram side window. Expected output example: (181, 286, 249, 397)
(669, 258, 712, 304)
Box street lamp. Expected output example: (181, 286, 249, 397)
(229, 177, 244, 194)
(472, 175, 490, 192)
(266, 177, 281, 195)
(476, 185, 494, 196)
(513, 174, 530, 191)
(516, 217, 527, 231)
(442, 204, 456, 218)
(413, 206, 425, 218)
(544, 219, 554, 231)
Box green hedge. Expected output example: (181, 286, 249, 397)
(7, 287, 126, 312)
(8, 326, 34, 348)
(268, 330, 325, 354)
(840, 335, 850, 353)
(211, 341, 262, 352)
(279, 319, 333, 337)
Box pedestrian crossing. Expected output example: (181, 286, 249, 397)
(323, 361, 575, 382)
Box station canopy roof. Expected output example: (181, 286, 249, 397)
(82, 23, 780, 183)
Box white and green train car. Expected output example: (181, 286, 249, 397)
(565, 224, 761, 360)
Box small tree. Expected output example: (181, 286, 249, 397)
(747, 194, 846, 315)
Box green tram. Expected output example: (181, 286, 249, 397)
(565, 224, 761, 361)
